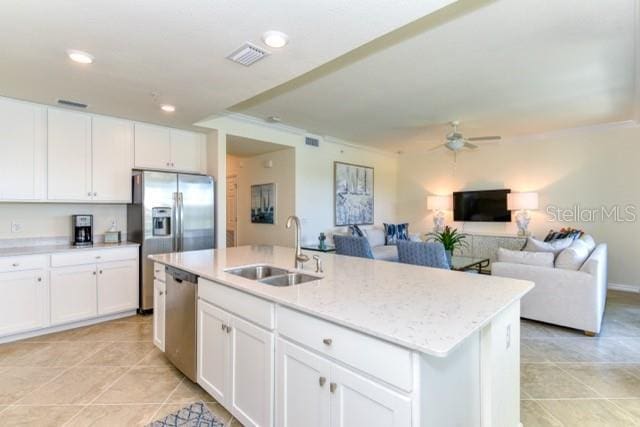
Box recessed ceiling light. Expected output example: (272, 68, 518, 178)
(161, 104, 176, 113)
(262, 31, 289, 48)
(67, 50, 94, 64)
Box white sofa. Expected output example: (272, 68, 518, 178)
(327, 225, 421, 262)
(492, 243, 608, 335)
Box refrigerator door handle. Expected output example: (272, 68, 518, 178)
(172, 191, 179, 252)
(179, 192, 185, 252)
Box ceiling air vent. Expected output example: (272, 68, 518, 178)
(57, 99, 88, 109)
(227, 42, 269, 66)
(305, 136, 320, 148)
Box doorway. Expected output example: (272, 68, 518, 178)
(226, 175, 238, 247)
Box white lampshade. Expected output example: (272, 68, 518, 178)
(507, 192, 539, 211)
(427, 195, 451, 211)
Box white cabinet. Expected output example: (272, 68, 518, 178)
(276, 338, 331, 427)
(97, 260, 138, 315)
(153, 279, 166, 351)
(0, 98, 46, 200)
(47, 108, 92, 201)
(50, 264, 98, 324)
(0, 270, 49, 336)
(198, 299, 274, 427)
(92, 116, 133, 202)
(276, 338, 410, 427)
(134, 123, 205, 173)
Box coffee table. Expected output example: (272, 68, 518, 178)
(450, 255, 490, 273)
(301, 244, 336, 253)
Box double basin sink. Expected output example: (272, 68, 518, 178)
(225, 264, 322, 287)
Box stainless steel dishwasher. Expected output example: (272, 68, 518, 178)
(165, 266, 198, 382)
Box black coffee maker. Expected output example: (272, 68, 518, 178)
(72, 215, 93, 246)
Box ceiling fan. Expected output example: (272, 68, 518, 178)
(428, 121, 501, 153)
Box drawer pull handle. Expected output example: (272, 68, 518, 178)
(95, 256, 101, 259)
(221, 324, 226, 332)
(159, 291, 164, 296)
(155, 269, 160, 273)
(322, 338, 333, 346)
(330, 382, 337, 393)
(11, 263, 19, 267)
(37, 277, 42, 282)
(319, 377, 326, 387)
(92, 271, 97, 275)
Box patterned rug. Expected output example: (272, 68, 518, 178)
(147, 402, 225, 427)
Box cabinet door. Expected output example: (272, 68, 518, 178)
(170, 129, 205, 173)
(92, 116, 133, 202)
(330, 364, 411, 427)
(153, 279, 165, 351)
(97, 260, 138, 315)
(276, 338, 331, 427)
(50, 264, 97, 325)
(198, 299, 231, 405)
(0, 98, 46, 200)
(47, 108, 92, 201)
(229, 314, 274, 427)
(0, 270, 48, 336)
(134, 123, 172, 170)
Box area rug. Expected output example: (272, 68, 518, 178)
(147, 401, 225, 427)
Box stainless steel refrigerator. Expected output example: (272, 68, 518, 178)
(127, 170, 215, 313)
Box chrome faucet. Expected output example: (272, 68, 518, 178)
(286, 215, 309, 269)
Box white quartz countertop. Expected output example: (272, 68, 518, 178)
(0, 241, 139, 257)
(150, 245, 533, 358)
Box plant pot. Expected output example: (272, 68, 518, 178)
(445, 250, 453, 267)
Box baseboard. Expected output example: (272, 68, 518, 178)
(608, 282, 640, 293)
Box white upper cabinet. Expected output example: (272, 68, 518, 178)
(134, 123, 206, 173)
(134, 123, 172, 170)
(92, 116, 133, 202)
(0, 98, 46, 200)
(47, 108, 92, 201)
(170, 129, 206, 173)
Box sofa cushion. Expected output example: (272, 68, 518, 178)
(371, 245, 399, 262)
(524, 236, 573, 257)
(555, 239, 591, 271)
(365, 228, 386, 248)
(497, 248, 554, 267)
(579, 234, 596, 252)
(383, 223, 409, 245)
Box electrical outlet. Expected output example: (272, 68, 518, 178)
(506, 324, 512, 349)
(11, 221, 23, 233)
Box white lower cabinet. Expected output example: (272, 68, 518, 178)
(153, 279, 166, 351)
(97, 260, 138, 315)
(198, 299, 274, 427)
(0, 270, 49, 336)
(50, 264, 98, 325)
(276, 338, 411, 427)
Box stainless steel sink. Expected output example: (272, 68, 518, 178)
(225, 264, 289, 280)
(258, 272, 321, 287)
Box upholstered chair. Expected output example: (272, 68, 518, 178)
(334, 235, 375, 259)
(397, 240, 450, 269)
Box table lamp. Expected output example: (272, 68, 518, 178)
(427, 195, 451, 233)
(507, 192, 539, 236)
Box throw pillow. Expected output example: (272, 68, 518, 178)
(383, 223, 409, 245)
(544, 228, 583, 242)
(524, 236, 573, 257)
(579, 234, 596, 252)
(365, 228, 386, 247)
(497, 247, 554, 268)
(555, 239, 591, 270)
(348, 224, 365, 237)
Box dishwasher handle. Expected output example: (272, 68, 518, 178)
(165, 266, 198, 284)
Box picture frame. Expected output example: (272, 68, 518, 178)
(334, 161, 374, 226)
(251, 183, 276, 224)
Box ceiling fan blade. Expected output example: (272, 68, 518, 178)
(427, 145, 444, 152)
(464, 142, 478, 150)
(467, 136, 502, 141)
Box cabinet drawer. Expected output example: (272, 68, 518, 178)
(277, 306, 413, 392)
(0, 255, 48, 272)
(154, 262, 166, 282)
(198, 278, 274, 330)
(51, 247, 138, 267)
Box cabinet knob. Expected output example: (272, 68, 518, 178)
(322, 338, 332, 346)
(95, 256, 101, 259)
(92, 271, 97, 275)
(319, 377, 326, 387)
(11, 262, 19, 267)
(87, 192, 91, 196)
(93, 192, 97, 197)
(99, 270, 103, 274)
(330, 383, 337, 393)
(37, 277, 42, 282)
(159, 291, 164, 296)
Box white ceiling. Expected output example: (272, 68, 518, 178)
(0, 0, 457, 130)
(231, 0, 639, 150)
(226, 134, 290, 157)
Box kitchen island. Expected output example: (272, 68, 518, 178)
(150, 245, 533, 427)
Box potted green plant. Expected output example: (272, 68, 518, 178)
(426, 226, 468, 266)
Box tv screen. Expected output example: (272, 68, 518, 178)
(453, 189, 511, 222)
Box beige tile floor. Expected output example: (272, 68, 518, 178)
(1, 290, 639, 426)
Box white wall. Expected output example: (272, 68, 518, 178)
(227, 148, 296, 246)
(0, 203, 127, 241)
(199, 115, 399, 246)
(396, 123, 640, 286)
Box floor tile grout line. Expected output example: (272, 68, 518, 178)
(525, 399, 566, 426)
(145, 375, 188, 424)
(605, 397, 640, 421)
(60, 345, 159, 427)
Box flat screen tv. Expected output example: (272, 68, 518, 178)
(453, 189, 511, 222)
